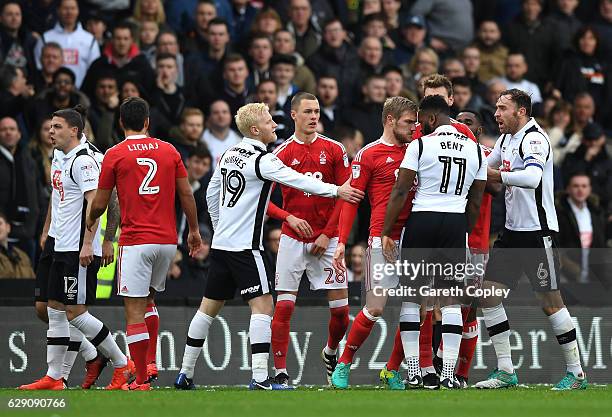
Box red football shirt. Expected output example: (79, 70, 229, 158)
(468, 144, 493, 252)
(273, 134, 351, 242)
(340, 139, 416, 242)
(98, 136, 187, 246)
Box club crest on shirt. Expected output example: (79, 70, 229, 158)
(319, 150, 327, 165)
(352, 164, 360, 178)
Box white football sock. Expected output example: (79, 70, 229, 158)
(250, 314, 272, 383)
(180, 310, 213, 379)
(482, 304, 513, 373)
(441, 305, 463, 381)
(47, 307, 69, 380)
(548, 308, 583, 377)
(399, 302, 420, 378)
(70, 312, 127, 368)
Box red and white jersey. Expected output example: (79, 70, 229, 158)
(413, 119, 477, 142)
(469, 144, 493, 253)
(98, 135, 188, 246)
(348, 138, 416, 241)
(273, 134, 350, 242)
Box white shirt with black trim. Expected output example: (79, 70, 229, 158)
(488, 118, 559, 232)
(401, 124, 487, 213)
(207, 137, 339, 251)
(51, 143, 102, 255)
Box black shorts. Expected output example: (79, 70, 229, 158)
(204, 249, 271, 302)
(35, 237, 56, 302)
(47, 251, 101, 305)
(485, 228, 561, 292)
(401, 212, 467, 289)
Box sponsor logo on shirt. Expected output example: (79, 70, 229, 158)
(352, 164, 360, 179)
(52, 170, 64, 201)
(63, 49, 79, 65)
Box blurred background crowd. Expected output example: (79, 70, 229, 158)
(0, 0, 611, 289)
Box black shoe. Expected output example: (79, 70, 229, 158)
(440, 377, 460, 389)
(422, 372, 440, 390)
(273, 372, 290, 387)
(321, 349, 338, 384)
(174, 372, 195, 390)
(455, 374, 468, 389)
(433, 355, 443, 376)
(405, 374, 423, 389)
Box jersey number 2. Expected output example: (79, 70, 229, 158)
(438, 156, 466, 195)
(137, 158, 160, 195)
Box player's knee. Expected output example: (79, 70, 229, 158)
(65, 305, 86, 321)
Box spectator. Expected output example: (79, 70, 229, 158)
(33, 0, 100, 88)
(546, 0, 583, 53)
(562, 122, 612, 216)
(345, 243, 366, 282)
(0, 1, 37, 79)
(461, 45, 487, 99)
(165, 0, 232, 36)
(228, 0, 257, 46)
(383, 65, 417, 102)
(82, 21, 156, 101)
(270, 53, 299, 115)
(317, 75, 340, 135)
(307, 18, 361, 106)
(341, 74, 386, 143)
(272, 29, 316, 94)
(452, 76, 483, 114)
(359, 36, 392, 78)
(0, 64, 34, 120)
(503, 0, 559, 90)
(218, 53, 250, 120)
(202, 99, 241, 167)
(570, 92, 596, 138)
(139, 20, 160, 62)
(287, 0, 322, 59)
(28, 117, 53, 225)
(361, 0, 382, 17)
(361, 13, 396, 51)
(442, 57, 466, 80)
(89, 74, 120, 152)
(114, 78, 166, 139)
(381, 0, 402, 30)
(393, 14, 427, 66)
(26, 67, 90, 134)
(0, 117, 39, 261)
(474, 20, 508, 82)
(410, 0, 474, 53)
(84, 12, 108, 48)
(131, 0, 166, 27)
(592, 0, 612, 61)
(30, 42, 63, 93)
(554, 26, 609, 122)
(556, 172, 607, 283)
(547, 100, 580, 166)
(495, 53, 543, 106)
(0, 211, 35, 279)
(250, 7, 283, 38)
(334, 124, 364, 162)
(254, 79, 292, 143)
(181, 0, 217, 56)
(403, 47, 439, 94)
(151, 53, 186, 134)
(480, 79, 507, 137)
(169, 107, 205, 161)
(246, 34, 273, 90)
(150, 30, 185, 87)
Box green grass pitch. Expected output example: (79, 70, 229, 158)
(1, 385, 610, 417)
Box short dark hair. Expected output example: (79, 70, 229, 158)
(208, 17, 229, 32)
(362, 13, 385, 26)
(0, 64, 19, 90)
(451, 76, 471, 90)
(188, 144, 212, 160)
(323, 17, 343, 31)
(53, 67, 76, 85)
(156, 52, 177, 63)
(291, 92, 317, 110)
(270, 53, 296, 68)
(458, 108, 483, 124)
(499, 88, 532, 116)
(53, 104, 86, 138)
(120, 97, 149, 131)
(419, 94, 450, 116)
(0, 210, 8, 223)
(112, 21, 134, 37)
(567, 171, 591, 185)
(257, 79, 277, 92)
(382, 65, 403, 77)
(223, 53, 246, 69)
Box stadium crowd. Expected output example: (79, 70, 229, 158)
(0, 0, 611, 285)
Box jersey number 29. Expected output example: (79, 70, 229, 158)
(438, 156, 466, 195)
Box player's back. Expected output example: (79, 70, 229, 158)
(406, 125, 486, 213)
(102, 136, 186, 246)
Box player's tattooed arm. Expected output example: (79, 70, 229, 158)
(104, 188, 120, 242)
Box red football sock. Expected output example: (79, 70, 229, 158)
(456, 318, 478, 379)
(127, 322, 149, 384)
(386, 326, 404, 371)
(271, 297, 295, 371)
(420, 310, 433, 369)
(145, 302, 159, 364)
(327, 301, 349, 351)
(339, 309, 377, 364)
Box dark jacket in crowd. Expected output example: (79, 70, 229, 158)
(307, 41, 361, 106)
(341, 101, 384, 144)
(544, 10, 583, 53)
(0, 25, 38, 80)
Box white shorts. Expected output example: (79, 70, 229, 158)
(275, 234, 347, 292)
(364, 236, 400, 292)
(117, 244, 177, 297)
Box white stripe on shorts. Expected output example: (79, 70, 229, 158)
(252, 250, 270, 294)
(543, 236, 557, 290)
(76, 264, 87, 305)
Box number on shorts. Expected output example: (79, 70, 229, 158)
(64, 276, 77, 294)
(324, 267, 345, 284)
(137, 158, 160, 195)
(220, 168, 246, 207)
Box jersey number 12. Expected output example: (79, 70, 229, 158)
(438, 156, 466, 195)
